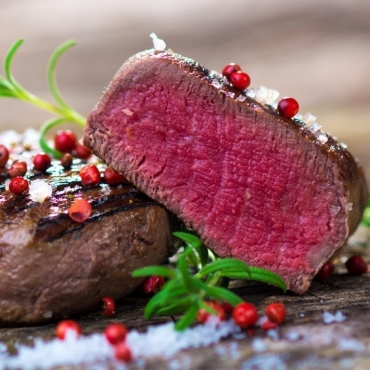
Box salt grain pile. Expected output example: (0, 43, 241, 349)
(1, 315, 369, 369)
(0, 320, 240, 369)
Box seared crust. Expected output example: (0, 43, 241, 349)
(0, 160, 172, 324)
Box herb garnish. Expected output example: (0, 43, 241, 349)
(133, 231, 287, 331)
(0, 39, 85, 158)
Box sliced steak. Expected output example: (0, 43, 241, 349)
(0, 158, 173, 324)
(84, 49, 368, 294)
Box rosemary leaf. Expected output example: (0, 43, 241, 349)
(201, 284, 243, 306)
(4, 39, 23, 87)
(47, 39, 78, 111)
(197, 258, 250, 278)
(144, 290, 169, 319)
(178, 254, 202, 293)
(173, 231, 208, 266)
(219, 268, 287, 291)
(156, 297, 193, 316)
(131, 265, 176, 279)
(175, 304, 199, 331)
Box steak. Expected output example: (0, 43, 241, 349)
(83, 49, 368, 294)
(0, 156, 173, 324)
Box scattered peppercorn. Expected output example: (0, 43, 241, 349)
(260, 320, 278, 331)
(79, 164, 101, 186)
(277, 97, 299, 118)
(265, 302, 286, 324)
(8, 161, 27, 178)
(68, 198, 92, 223)
(222, 63, 242, 80)
(229, 71, 251, 90)
(104, 323, 128, 345)
(232, 302, 258, 329)
(197, 301, 226, 323)
(102, 296, 116, 316)
(104, 167, 126, 185)
(61, 153, 73, 169)
(55, 320, 82, 340)
(114, 342, 132, 362)
(0, 144, 9, 168)
(221, 301, 234, 314)
(141, 275, 165, 294)
(9, 176, 29, 195)
(315, 261, 335, 282)
(345, 255, 368, 275)
(33, 153, 52, 172)
(74, 143, 92, 160)
(54, 130, 77, 153)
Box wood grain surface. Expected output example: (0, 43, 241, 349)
(1, 244, 370, 369)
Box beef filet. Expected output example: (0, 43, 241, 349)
(83, 49, 368, 294)
(0, 158, 172, 324)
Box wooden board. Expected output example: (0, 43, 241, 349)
(1, 244, 370, 369)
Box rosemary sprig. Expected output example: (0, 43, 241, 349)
(133, 232, 287, 331)
(0, 39, 85, 158)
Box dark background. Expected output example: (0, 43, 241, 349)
(0, 0, 369, 171)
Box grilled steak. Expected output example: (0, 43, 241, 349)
(84, 49, 368, 294)
(0, 157, 172, 324)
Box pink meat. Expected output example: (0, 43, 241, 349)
(83, 49, 368, 293)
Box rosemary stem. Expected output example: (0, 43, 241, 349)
(17, 91, 85, 126)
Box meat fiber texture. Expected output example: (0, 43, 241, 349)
(0, 160, 172, 324)
(84, 49, 368, 294)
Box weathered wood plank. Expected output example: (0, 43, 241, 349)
(1, 261, 370, 369)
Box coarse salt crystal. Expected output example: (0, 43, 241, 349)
(150, 33, 166, 51)
(252, 338, 267, 353)
(210, 70, 222, 78)
(3, 332, 114, 369)
(243, 354, 288, 370)
(316, 132, 328, 144)
(330, 205, 341, 215)
(0, 130, 21, 147)
(245, 88, 256, 99)
(236, 95, 247, 102)
(122, 108, 134, 116)
(254, 85, 279, 107)
(100, 184, 112, 196)
(308, 122, 322, 134)
(211, 79, 221, 89)
(127, 319, 240, 359)
(322, 310, 347, 324)
(302, 113, 317, 126)
(285, 331, 300, 342)
(267, 329, 279, 341)
(0, 342, 7, 354)
(22, 128, 40, 147)
(226, 92, 235, 99)
(339, 142, 347, 149)
(346, 203, 353, 211)
(4, 179, 10, 191)
(42, 311, 53, 319)
(29, 179, 53, 203)
(338, 338, 366, 352)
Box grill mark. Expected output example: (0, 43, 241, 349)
(35, 198, 160, 242)
(1, 159, 163, 242)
